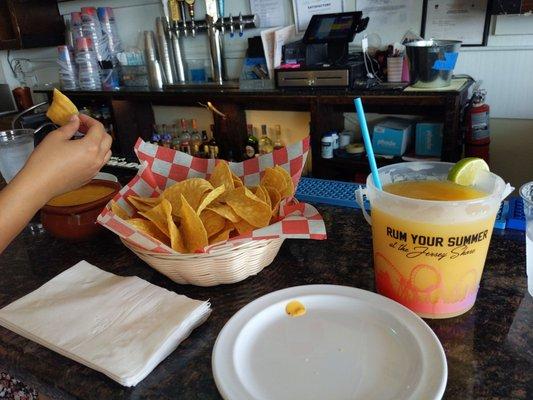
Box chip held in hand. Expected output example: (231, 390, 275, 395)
(46, 88, 79, 126)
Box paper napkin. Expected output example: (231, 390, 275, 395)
(0, 261, 211, 386)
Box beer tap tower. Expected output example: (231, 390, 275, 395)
(159, 0, 257, 85)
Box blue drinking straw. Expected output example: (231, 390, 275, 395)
(354, 97, 382, 190)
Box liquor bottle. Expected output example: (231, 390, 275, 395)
(201, 129, 209, 157)
(178, 118, 191, 154)
(273, 124, 284, 150)
(161, 124, 172, 148)
(190, 119, 202, 156)
(244, 124, 259, 159)
(151, 124, 161, 145)
(171, 124, 180, 150)
(258, 124, 274, 154)
(208, 124, 219, 159)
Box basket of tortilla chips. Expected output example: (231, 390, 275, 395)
(97, 137, 326, 286)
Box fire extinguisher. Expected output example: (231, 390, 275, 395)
(465, 87, 490, 163)
(466, 88, 490, 144)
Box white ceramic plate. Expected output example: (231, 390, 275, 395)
(212, 285, 447, 400)
(94, 172, 118, 182)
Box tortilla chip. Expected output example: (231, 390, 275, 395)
(233, 218, 256, 235)
(179, 194, 208, 252)
(206, 203, 241, 223)
(264, 185, 282, 217)
(111, 201, 130, 220)
(260, 168, 287, 195)
(46, 88, 79, 126)
(139, 199, 174, 237)
(209, 160, 235, 192)
(168, 216, 186, 253)
(209, 221, 234, 245)
(200, 209, 227, 237)
(226, 187, 271, 228)
(126, 218, 169, 245)
(128, 195, 162, 213)
(254, 185, 271, 210)
(232, 171, 243, 188)
(162, 178, 213, 216)
(196, 185, 225, 215)
(274, 165, 295, 198)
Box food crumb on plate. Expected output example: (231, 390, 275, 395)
(285, 300, 306, 317)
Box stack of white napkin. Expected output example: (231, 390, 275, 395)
(0, 260, 211, 387)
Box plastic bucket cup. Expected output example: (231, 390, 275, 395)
(356, 162, 507, 318)
(0, 129, 34, 183)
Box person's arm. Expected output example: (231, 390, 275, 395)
(0, 114, 112, 253)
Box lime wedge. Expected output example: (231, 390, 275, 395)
(448, 157, 490, 186)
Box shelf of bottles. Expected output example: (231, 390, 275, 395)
(149, 120, 286, 161)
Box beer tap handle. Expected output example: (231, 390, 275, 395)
(159, 0, 170, 22)
(220, 12, 225, 35)
(177, 0, 187, 37)
(229, 13, 234, 37)
(167, 0, 181, 37)
(190, 19, 196, 37)
(185, 0, 196, 37)
(168, 0, 181, 23)
(238, 12, 244, 37)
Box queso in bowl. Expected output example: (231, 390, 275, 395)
(42, 179, 121, 240)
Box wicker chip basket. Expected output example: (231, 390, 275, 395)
(121, 238, 285, 286)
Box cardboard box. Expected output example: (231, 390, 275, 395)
(372, 118, 413, 156)
(415, 122, 443, 157)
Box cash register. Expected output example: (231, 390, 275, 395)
(275, 12, 370, 89)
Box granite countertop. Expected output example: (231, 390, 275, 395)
(0, 205, 530, 399)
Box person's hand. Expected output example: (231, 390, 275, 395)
(18, 113, 112, 201)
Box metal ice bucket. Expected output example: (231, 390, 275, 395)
(405, 40, 461, 88)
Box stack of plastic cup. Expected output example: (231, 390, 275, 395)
(81, 7, 109, 63)
(97, 7, 122, 60)
(57, 46, 78, 90)
(70, 12, 84, 43)
(75, 37, 101, 90)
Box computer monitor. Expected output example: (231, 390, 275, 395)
(302, 12, 362, 44)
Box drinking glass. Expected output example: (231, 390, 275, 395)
(519, 182, 533, 297)
(0, 129, 35, 183)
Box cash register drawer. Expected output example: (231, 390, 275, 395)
(276, 69, 350, 87)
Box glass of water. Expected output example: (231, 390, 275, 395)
(0, 129, 35, 183)
(520, 182, 533, 297)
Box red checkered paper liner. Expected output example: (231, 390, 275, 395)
(97, 136, 326, 254)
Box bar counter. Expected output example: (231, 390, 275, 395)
(0, 205, 530, 399)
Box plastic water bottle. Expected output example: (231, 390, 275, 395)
(57, 46, 78, 90)
(321, 133, 334, 159)
(97, 7, 122, 60)
(70, 12, 84, 42)
(81, 7, 109, 63)
(75, 37, 101, 90)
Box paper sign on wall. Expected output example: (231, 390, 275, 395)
(250, 0, 285, 28)
(292, 0, 344, 33)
